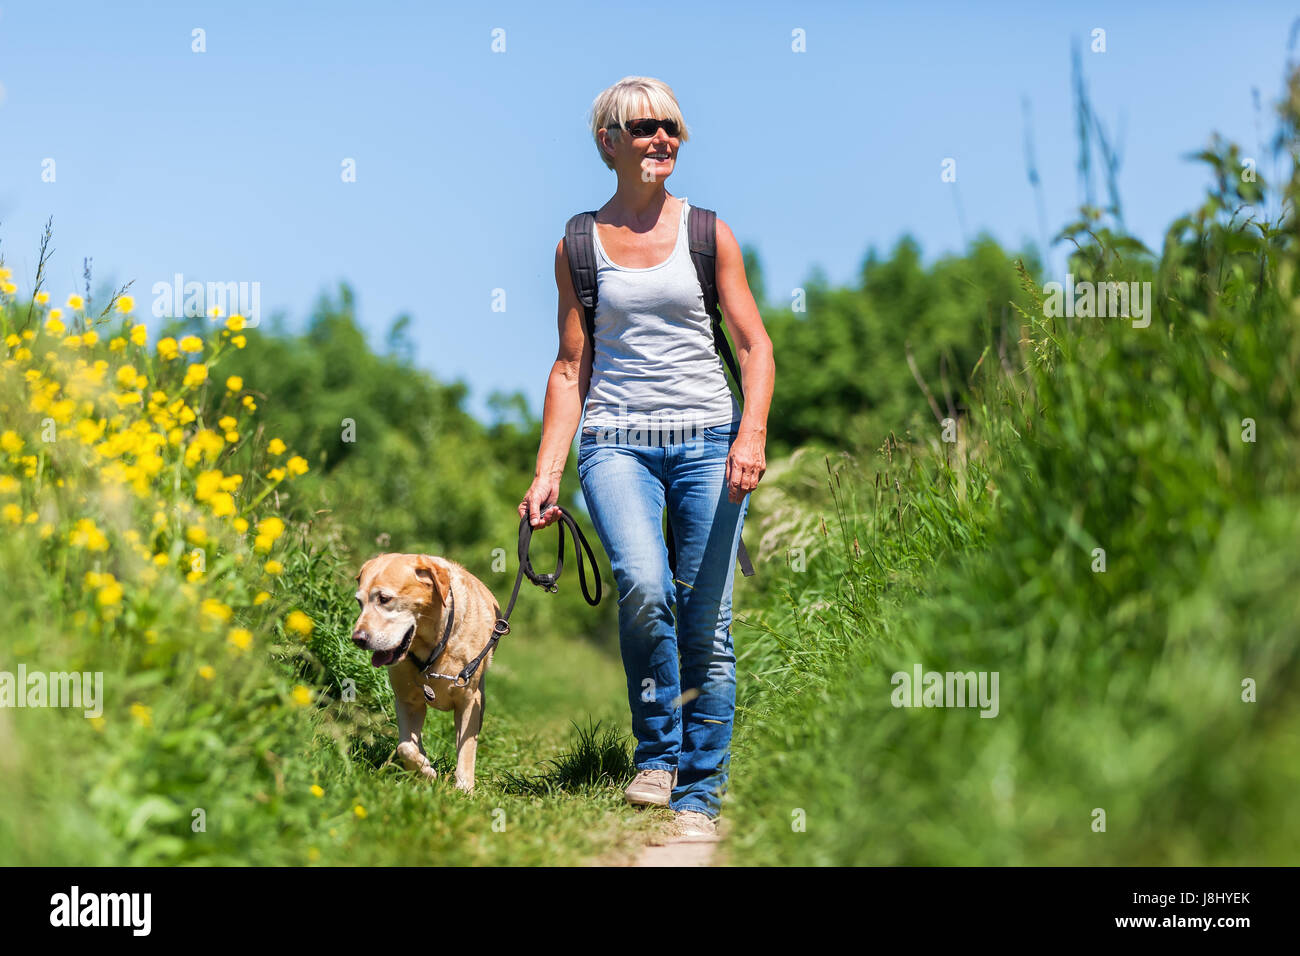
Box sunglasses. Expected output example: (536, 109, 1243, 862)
(622, 117, 680, 138)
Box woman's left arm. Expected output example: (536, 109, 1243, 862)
(714, 217, 775, 504)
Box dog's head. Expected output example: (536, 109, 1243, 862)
(351, 553, 451, 667)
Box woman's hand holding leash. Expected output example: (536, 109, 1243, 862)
(520, 476, 562, 529)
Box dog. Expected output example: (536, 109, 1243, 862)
(351, 553, 502, 792)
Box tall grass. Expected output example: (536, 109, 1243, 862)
(0, 289, 640, 865)
(724, 71, 1300, 865)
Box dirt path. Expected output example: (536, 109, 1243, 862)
(630, 815, 726, 866)
(634, 833, 720, 866)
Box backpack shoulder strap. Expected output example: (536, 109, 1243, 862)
(686, 204, 744, 394)
(564, 210, 599, 346)
(685, 203, 755, 578)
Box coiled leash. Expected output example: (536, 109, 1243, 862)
(415, 505, 603, 700)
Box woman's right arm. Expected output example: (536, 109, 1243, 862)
(520, 238, 593, 529)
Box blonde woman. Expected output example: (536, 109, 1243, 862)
(519, 76, 774, 837)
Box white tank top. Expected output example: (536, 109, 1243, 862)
(580, 196, 741, 433)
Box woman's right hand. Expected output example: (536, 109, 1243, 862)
(520, 475, 562, 528)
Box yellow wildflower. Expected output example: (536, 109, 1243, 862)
(97, 578, 124, 608)
(130, 702, 153, 727)
(202, 598, 233, 623)
(69, 518, 109, 550)
(183, 363, 208, 388)
(258, 516, 285, 540)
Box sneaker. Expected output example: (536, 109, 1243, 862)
(673, 809, 719, 841)
(624, 768, 676, 807)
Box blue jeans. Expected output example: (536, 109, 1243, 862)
(576, 418, 750, 818)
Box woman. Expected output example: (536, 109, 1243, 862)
(519, 76, 774, 837)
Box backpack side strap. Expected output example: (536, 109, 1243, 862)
(564, 210, 599, 346)
(685, 204, 756, 579)
(687, 204, 744, 392)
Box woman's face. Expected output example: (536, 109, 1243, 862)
(604, 101, 679, 182)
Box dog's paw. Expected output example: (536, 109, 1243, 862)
(396, 741, 436, 780)
(453, 775, 474, 794)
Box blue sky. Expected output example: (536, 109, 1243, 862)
(1, 1, 1295, 423)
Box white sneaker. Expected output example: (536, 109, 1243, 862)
(624, 768, 676, 807)
(673, 809, 719, 841)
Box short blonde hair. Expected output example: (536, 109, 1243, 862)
(588, 76, 690, 171)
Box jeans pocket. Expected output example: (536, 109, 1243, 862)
(701, 422, 738, 443)
(577, 429, 601, 477)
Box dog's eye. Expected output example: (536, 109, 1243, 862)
(378, 593, 391, 605)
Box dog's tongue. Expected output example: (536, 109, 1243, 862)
(371, 648, 393, 667)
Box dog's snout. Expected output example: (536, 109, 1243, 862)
(351, 629, 369, 647)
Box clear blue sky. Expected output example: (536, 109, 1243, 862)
(1, 1, 1295, 423)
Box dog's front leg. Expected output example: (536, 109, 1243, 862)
(451, 687, 484, 793)
(392, 681, 437, 782)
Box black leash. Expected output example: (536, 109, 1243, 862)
(415, 506, 602, 698)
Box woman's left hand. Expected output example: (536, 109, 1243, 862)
(725, 424, 767, 504)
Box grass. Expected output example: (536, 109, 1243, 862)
(2, 68, 1297, 869)
(0, 289, 658, 866)
(720, 79, 1300, 865)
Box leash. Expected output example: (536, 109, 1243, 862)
(414, 505, 602, 699)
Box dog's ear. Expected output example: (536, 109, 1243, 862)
(412, 555, 451, 605)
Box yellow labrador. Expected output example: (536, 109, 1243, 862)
(351, 553, 502, 792)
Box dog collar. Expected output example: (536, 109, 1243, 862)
(409, 510, 602, 695)
(406, 586, 455, 674)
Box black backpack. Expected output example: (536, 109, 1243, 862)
(564, 202, 756, 579)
